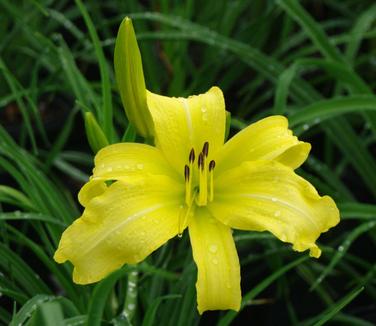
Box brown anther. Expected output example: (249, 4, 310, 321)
(184, 165, 190, 181)
(198, 153, 204, 170)
(209, 160, 216, 171)
(202, 142, 209, 157)
(189, 148, 195, 163)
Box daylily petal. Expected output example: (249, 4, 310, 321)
(209, 161, 339, 258)
(215, 116, 311, 174)
(189, 208, 241, 314)
(92, 143, 180, 182)
(78, 179, 107, 207)
(54, 175, 184, 284)
(147, 87, 226, 173)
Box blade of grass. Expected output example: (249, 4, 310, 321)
(218, 256, 309, 326)
(311, 221, 376, 290)
(86, 266, 130, 326)
(311, 286, 364, 326)
(75, 0, 113, 140)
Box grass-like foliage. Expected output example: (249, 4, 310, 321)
(1, 0, 376, 325)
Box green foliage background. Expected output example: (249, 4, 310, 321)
(0, 0, 375, 325)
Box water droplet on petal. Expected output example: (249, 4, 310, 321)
(274, 210, 281, 217)
(271, 197, 277, 202)
(136, 163, 144, 170)
(212, 258, 218, 265)
(177, 233, 183, 238)
(209, 244, 218, 253)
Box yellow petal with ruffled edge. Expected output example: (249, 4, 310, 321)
(77, 143, 179, 208)
(78, 179, 107, 207)
(54, 175, 184, 284)
(147, 87, 226, 173)
(188, 208, 241, 314)
(209, 161, 339, 258)
(216, 116, 311, 174)
(91, 143, 180, 182)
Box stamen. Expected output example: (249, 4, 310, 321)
(178, 190, 197, 236)
(198, 153, 204, 170)
(177, 205, 185, 237)
(189, 148, 195, 163)
(184, 165, 190, 181)
(184, 165, 192, 205)
(198, 152, 207, 206)
(209, 160, 215, 201)
(202, 142, 209, 157)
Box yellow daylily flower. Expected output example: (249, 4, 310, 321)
(54, 87, 339, 314)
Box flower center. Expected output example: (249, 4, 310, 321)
(184, 141, 216, 207)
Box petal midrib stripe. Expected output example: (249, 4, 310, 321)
(80, 201, 180, 256)
(215, 193, 320, 232)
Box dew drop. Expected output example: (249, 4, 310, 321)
(209, 244, 218, 253)
(177, 233, 183, 238)
(337, 245, 344, 252)
(136, 163, 144, 170)
(271, 197, 277, 202)
(302, 124, 309, 131)
(127, 303, 135, 310)
(226, 282, 232, 289)
(274, 210, 281, 217)
(212, 258, 218, 265)
(119, 311, 128, 320)
(201, 106, 207, 113)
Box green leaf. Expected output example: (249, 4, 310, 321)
(29, 301, 65, 326)
(218, 256, 308, 326)
(86, 266, 130, 326)
(75, 0, 113, 140)
(141, 294, 181, 326)
(9, 294, 56, 326)
(312, 286, 364, 326)
(289, 96, 376, 127)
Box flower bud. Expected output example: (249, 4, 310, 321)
(84, 112, 109, 153)
(114, 17, 154, 139)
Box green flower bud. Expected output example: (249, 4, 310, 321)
(84, 112, 109, 153)
(114, 17, 154, 139)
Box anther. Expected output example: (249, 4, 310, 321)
(202, 142, 209, 157)
(189, 148, 195, 163)
(209, 160, 215, 202)
(198, 153, 204, 170)
(184, 165, 190, 181)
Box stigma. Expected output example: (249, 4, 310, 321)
(184, 142, 216, 207)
